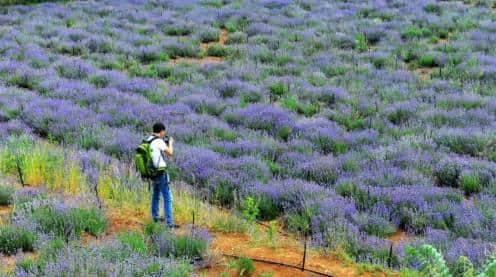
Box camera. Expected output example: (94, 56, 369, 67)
(163, 136, 170, 144)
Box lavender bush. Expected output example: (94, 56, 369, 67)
(0, 0, 495, 273)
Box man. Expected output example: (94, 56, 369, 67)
(149, 122, 178, 228)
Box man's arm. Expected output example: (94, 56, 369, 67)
(164, 137, 174, 157)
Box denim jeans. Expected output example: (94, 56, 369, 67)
(151, 172, 173, 226)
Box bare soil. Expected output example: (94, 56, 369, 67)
(387, 229, 412, 246)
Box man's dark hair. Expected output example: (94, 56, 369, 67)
(153, 122, 166, 133)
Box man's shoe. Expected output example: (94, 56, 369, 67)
(168, 223, 180, 229)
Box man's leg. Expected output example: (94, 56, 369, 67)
(151, 178, 161, 221)
(160, 173, 174, 226)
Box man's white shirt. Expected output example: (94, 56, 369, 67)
(149, 136, 168, 169)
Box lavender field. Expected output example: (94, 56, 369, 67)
(1, 0, 496, 275)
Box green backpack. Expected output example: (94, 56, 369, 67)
(135, 136, 159, 180)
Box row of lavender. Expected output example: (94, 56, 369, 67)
(0, 0, 495, 270)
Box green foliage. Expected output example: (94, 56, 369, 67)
(281, 95, 319, 117)
(229, 257, 256, 277)
(226, 31, 248, 44)
(402, 25, 432, 40)
(213, 180, 236, 207)
(0, 226, 37, 255)
(388, 108, 415, 125)
(173, 234, 208, 259)
(406, 244, 450, 277)
(452, 256, 475, 277)
(213, 214, 249, 233)
(435, 134, 488, 157)
(88, 74, 110, 88)
(256, 194, 282, 221)
(199, 28, 220, 43)
(277, 126, 292, 141)
(206, 44, 231, 57)
(419, 54, 438, 67)
(33, 205, 107, 240)
(213, 128, 237, 141)
(79, 207, 108, 236)
(478, 256, 496, 277)
(18, 238, 65, 272)
(241, 196, 259, 222)
(355, 33, 368, 52)
(459, 172, 483, 195)
(268, 81, 289, 100)
(118, 231, 148, 254)
(163, 25, 193, 36)
(0, 183, 14, 205)
(164, 43, 200, 58)
(424, 3, 442, 15)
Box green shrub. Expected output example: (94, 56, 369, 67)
(230, 257, 256, 277)
(268, 81, 289, 100)
(88, 74, 110, 88)
(401, 25, 431, 40)
(135, 50, 169, 64)
(406, 244, 450, 276)
(452, 256, 475, 277)
(163, 25, 193, 36)
(281, 95, 319, 117)
(240, 91, 262, 105)
(240, 196, 259, 222)
(227, 32, 248, 44)
(164, 43, 200, 58)
(199, 28, 220, 43)
(206, 44, 231, 57)
(424, 3, 442, 14)
(0, 183, 14, 205)
(321, 64, 348, 77)
(388, 108, 415, 125)
(213, 128, 237, 141)
(418, 54, 438, 67)
(173, 235, 208, 259)
(33, 205, 107, 240)
(363, 216, 396, 238)
(434, 133, 487, 157)
(355, 33, 368, 52)
(256, 194, 282, 221)
(78, 207, 108, 236)
(0, 226, 37, 255)
(458, 172, 482, 195)
(118, 231, 148, 254)
(213, 180, 236, 207)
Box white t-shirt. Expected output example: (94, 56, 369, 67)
(149, 136, 168, 170)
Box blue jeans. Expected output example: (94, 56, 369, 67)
(151, 172, 173, 226)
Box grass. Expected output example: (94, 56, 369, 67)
(0, 183, 14, 205)
(229, 257, 256, 276)
(0, 226, 37, 255)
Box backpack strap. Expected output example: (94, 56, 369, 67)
(144, 135, 159, 144)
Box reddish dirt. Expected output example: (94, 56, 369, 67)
(106, 206, 146, 235)
(203, 232, 387, 277)
(0, 205, 11, 226)
(415, 67, 435, 80)
(172, 56, 224, 65)
(387, 229, 412, 246)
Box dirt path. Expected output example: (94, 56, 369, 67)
(199, 231, 377, 277)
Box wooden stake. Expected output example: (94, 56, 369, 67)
(387, 243, 393, 268)
(302, 236, 307, 271)
(15, 156, 25, 187)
